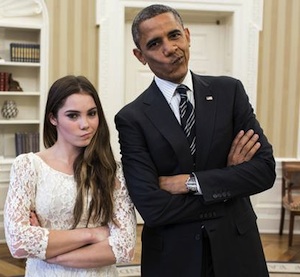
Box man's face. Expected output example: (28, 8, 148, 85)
(133, 12, 191, 84)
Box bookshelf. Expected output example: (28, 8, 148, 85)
(0, 0, 49, 243)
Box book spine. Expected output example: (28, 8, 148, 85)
(0, 72, 10, 91)
(9, 43, 40, 63)
(15, 132, 23, 156)
(15, 132, 40, 156)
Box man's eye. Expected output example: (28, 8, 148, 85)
(170, 32, 181, 39)
(147, 41, 159, 49)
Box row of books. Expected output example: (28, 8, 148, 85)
(10, 43, 40, 63)
(0, 72, 10, 91)
(15, 132, 40, 156)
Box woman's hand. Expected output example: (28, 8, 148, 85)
(89, 226, 110, 243)
(30, 210, 40, 226)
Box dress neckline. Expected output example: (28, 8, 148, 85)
(30, 152, 74, 177)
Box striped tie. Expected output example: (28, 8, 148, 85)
(176, 84, 196, 157)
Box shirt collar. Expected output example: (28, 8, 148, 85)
(154, 71, 193, 103)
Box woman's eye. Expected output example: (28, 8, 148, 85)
(88, 110, 97, 117)
(67, 113, 78, 119)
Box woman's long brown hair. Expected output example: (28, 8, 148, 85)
(43, 75, 116, 227)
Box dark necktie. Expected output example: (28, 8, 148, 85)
(176, 84, 196, 157)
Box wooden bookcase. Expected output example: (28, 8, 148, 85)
(0, 0, 48, 243)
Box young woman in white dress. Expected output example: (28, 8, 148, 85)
(4, 75, 136, 277)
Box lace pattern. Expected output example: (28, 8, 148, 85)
(4, 153, 136, 276)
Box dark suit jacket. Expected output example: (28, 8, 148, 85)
(115, 73, 276, 277)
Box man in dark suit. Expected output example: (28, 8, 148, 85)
(115, 4, 276, 277)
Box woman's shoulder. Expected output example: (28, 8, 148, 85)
(10, 153, 42, 179)
(13, 152, 46, 171)
(13, 152, 36, 164)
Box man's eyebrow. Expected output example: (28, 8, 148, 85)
(168, 29, 182, 36)
(146, 37, 160, 48)
(145, 29, 182, 48)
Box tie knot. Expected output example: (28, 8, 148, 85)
(176, 84, 188, 97)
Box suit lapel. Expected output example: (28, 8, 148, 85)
(192, 74, 216, 169)
(143, 81, 194, 169)
(141, 75, 217, 171)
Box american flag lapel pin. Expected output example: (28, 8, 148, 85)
(206, 96, 213, 101)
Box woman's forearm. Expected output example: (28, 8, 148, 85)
(46, 239, 116, 268)
(46, 226, 109, 259)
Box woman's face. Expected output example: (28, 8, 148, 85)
(50, 92, 99, 148)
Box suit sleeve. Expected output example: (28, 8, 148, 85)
(195, 79, 276, 203)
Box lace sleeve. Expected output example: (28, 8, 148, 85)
(108, 163, 137, 264)
(4, 154, 49, 259)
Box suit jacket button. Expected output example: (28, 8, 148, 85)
(195, 234, 201, 240)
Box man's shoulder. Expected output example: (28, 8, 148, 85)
(193, 73, 239, 87)
(116, 84, 153, 118)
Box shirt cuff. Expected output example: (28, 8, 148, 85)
(191, 172, 202, 195)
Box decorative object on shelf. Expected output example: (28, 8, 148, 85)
(8, 74, 23, 91)
(1, 100, 18, 119)
(0, 73, 23, 91)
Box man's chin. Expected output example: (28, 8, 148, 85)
(166, 70, 188, 83)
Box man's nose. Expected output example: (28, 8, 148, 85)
(162, 40, 177, 56)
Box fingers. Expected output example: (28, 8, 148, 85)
(227, 129, 261, 166)
(30, 210, 40, 226)
(244, 141, 261, 161)
(239, 129, 260, 158)
(228, 130, 244, 157)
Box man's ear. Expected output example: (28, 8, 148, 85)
(184, 28, 191, 45)
(133, 48, 147, 65)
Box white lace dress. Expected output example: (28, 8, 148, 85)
(4, 153, 136, 277)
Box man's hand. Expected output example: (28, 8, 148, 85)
(159, 174, 190, 194)
(227, 129, 261, 166)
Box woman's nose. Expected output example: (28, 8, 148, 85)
(79, 117, 89, 130)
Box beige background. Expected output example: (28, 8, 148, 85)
(44, 0, 300, 159)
